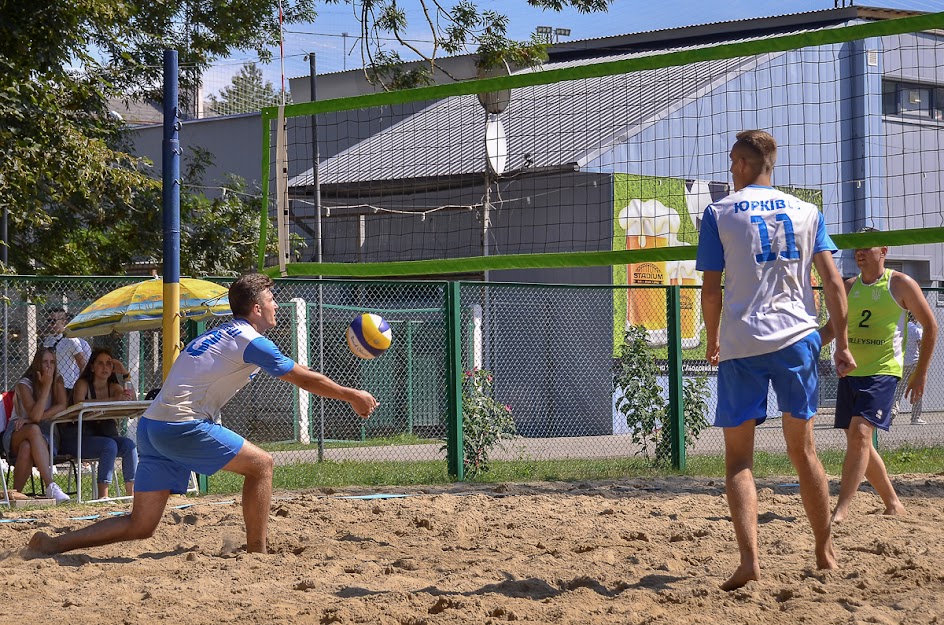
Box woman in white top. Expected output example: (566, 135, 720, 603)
(1, 347, 70, 502)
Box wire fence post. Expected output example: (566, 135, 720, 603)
(666, 285, 685, 470)
(445, 281, 464, 480)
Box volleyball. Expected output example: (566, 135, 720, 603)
(346, 313, 392, 360)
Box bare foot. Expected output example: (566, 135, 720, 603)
(816, 539, 838, 570)
(24, 532, 57, 557)
(720, 563, 760, 591)
(831, 507, 848, 524)
(883, 502, 905, 516)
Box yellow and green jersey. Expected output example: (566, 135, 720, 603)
(847, 268, 906, 377)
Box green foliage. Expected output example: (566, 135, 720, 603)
(177, 148, 284, 276)
(333, 0, 609, 90)
(614, 325, 665, 459)
(6, 142, 279, 276)
(0, 0, 315, 272)
(654, 375, 712, 461)
(614, 325, 712, 465)
(453, 368, 517, 478)
(206, 63, 289, 116)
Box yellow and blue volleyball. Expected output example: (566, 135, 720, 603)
(346, 313, 392, 360)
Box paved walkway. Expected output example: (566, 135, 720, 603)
(271, 412, 941, 466)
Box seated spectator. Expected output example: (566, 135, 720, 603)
(62, 348, 138, 499)
(1, 348, 70, 503)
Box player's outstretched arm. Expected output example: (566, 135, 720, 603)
(279, 364, 379, 418)
(813, 251, 856, 377)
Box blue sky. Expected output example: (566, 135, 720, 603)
(201, 0, 944, 96)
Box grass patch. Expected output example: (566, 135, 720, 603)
(201, 445, 944, 495)
(687, 445, 944, 478)
(208, 460, 452, 494)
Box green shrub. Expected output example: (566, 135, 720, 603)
(614, 325, 711, 465)
(456, 368, 517, 478)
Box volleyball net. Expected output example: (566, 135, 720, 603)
(259, 11, 944, 280)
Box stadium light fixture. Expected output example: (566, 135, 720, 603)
(554, 28, 572, 41)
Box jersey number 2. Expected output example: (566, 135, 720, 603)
(751, 214, 800, 263)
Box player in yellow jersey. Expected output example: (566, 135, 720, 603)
(820, 228, 937, 523)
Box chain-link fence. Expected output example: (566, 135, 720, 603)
(2, 276, 942, 489)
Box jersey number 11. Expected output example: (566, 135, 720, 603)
(751, 213, 800, 263)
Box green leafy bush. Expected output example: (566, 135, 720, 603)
(614, 325, 711, 464)
(458, 368, 517, 478)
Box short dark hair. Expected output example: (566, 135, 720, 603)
(229, 273, 274, 317)
(734, 130, 777, 173)
(46, 307, 69, 322)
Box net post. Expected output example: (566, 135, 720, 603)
(445, 282, 465, 480)
(666, 285, 685, 471)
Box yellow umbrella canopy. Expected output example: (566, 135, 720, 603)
(64, 277, 231, 338)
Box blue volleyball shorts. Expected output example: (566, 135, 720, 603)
(715, 331, 822, 428)
(135, 417, 245, 493)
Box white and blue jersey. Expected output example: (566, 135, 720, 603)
(695, 184, 837, 361)
(143, 319, 295, 423)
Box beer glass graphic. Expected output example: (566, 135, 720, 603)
(669, 256, 703, 349)
(617, 199, 680, 346)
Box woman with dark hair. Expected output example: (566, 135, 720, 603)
(61, 347, 138, 499)
(1, 347, 70, 502)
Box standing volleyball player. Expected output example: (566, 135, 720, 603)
(820, 230, 937, 523)
(696, 130, 856, 591)
(28, 273, 379, 556)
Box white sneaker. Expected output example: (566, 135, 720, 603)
(912, 418, 928, 425)
(45, 483, 70, 503)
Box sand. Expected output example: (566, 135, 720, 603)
(0, 475, 941, 624)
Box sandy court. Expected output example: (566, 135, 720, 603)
(0, 475, 941, 624)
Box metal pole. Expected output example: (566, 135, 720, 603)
(310, 53, 323, 268)
(445, 282, 464, 480)
(2, 205, 7, 388)
(666, 285, 685, 470)
(162, 49, 181, 381)
(310, 52, 327, 462)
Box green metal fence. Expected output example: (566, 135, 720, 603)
(1, 276, 941, 489)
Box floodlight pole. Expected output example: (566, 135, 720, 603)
(310, 52, 326, 461)
(162, 50, 182, 380)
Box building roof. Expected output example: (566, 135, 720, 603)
(290, 54, 766, 189)
(108, 99, 164, 126)
(288, 6, 917, 191)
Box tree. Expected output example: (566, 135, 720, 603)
(206, 62, 290, 116)
(5, 144, 278, 277)
(0, 0, 316, 273)
(334, 0, 615, 90)
(0, 0, 610, 273)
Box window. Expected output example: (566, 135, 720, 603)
(882, 81, 898, 115)
(883, 80, 944, 120)
(899, 85, 931, 118)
